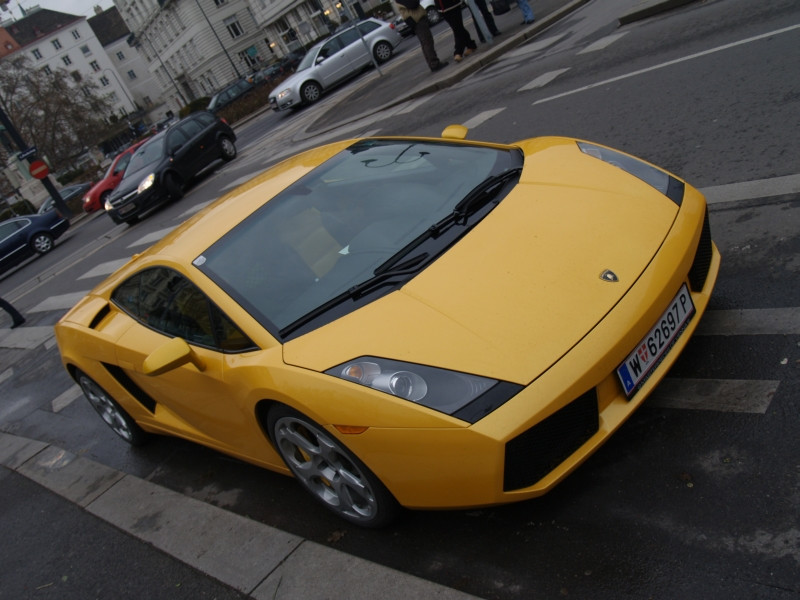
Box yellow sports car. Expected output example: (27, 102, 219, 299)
(55, 128, 720, 527)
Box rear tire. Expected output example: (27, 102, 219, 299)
(75, 370, 148, 446)
(220, 136, 237, 161)
(268, 405, 400, 527)
(30, 232, 53, 254)
(373, 41, 393, 64)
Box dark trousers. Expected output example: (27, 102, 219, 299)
(0, 297, 25, 327)
(442, 7, 477, 57)
(412, 16, 443, 70)
(469, 0, 500, 41)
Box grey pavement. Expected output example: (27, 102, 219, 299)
(0, 0, 697, 598)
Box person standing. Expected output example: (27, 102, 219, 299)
(468, 0, 501, 43)
(435, 0, 477, 62)
(517, 0, 535, 25)
(396, 0, 448, 72)
(0, 296, 25, 329)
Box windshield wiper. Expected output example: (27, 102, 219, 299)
(279, 253, 428, 338)
(375, 167, 522, 275)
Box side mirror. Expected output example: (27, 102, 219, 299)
(142, 337, 205, 376)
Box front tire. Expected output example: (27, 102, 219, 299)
(30, 232, 53, 254)
(300, 81, 322, 105)
(220, 136, 237, 161)
(75, 370, 148, 446)
(164, 173, 184, 201)
(268, 405, 400, 527)
(373, 41, 393, 64)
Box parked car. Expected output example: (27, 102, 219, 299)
(104, 111, 236, 225)
(56, 128, 719, 527)
(38, 182, 93, 215)
(0, 211, 70, 274)
(207, 79, 254, 113)
(83, 140, 147, 213)
(269, 18, 402, 111)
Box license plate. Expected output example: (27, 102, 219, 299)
(117, 202, 136, 215)
(617, 284, 695, 397)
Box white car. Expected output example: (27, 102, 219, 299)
(269, 18, 403, 111)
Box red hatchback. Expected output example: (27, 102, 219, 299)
(82, 140, 146, 213)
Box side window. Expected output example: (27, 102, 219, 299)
(114, 153, 133, 175)
(0, 222, 19, 240)
(167, 129, 189, 153)
(338, 29, 360, 47)
(194, 112, 215, 126)
(179, 119, 203, 140)
(111, 267, 256, 352)
(357, 21, 380, 35)
(319, 38, 342, 60)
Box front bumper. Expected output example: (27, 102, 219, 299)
(107, 185, 165, 223)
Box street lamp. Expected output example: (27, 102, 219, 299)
(193, 0, 242, 79)
(128, 31, 187, 106)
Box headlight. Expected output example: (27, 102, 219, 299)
(577, 141, 684, 205)
(137, 173, 155, 194)
(276, 89, 291, 100)
(104, 198, 113, 211)
(326, 357, 522, 421)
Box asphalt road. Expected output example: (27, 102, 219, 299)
(1, 0, 799, 598)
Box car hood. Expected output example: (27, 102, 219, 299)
(111, 164, 159, 199)
(282, 138, 682, 384)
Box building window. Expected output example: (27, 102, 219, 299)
(214, 0, 227, 5)
(90, 60, 101, 72)
(144, 96, 153, 107)
(72, 29, 81, 39)
(42, 65, 52, 75)
(71, 70, 82, 83)
(82, 86, 92, 97)
(99, 76, 110, 86)
(117, 51, 125, 60)
(62, 55, 72, 66)
(127, 69, 137, 80)
(238, 50, 257, 68)
(224, 16, 244, 38)
(52, 38, 62, 50)
(81, 45, 91, 55)
(32, 48, 42, 59)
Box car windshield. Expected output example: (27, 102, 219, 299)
(195, 139, 523, 337)
(126, 137, 165, 175)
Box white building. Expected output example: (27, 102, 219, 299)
(113, 0, 273, 113)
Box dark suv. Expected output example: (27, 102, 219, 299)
(105, 111, 236, 225)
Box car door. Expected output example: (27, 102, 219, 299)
(110, 267, 260, 453)
(336, 27, 371, 72)
(164, 127, 195, 179)
(0, 220, 29, 272)
(313, 36, 350, 87)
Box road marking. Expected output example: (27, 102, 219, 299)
(577, 32, 629, 54)
(78, 258, 130, 280)
(699, 173, 800, 204)
(506, 33, 568, 58)
(0, 368, 13, 385)
(29, 292, 87, 313)
(0, 326, 55, 349)
(52, 385, 82, 413)
(127, 227, 175, 248)
(696, 308, 800, 336)
(650, 378, 779, 414)
(394, 95, 433, 116)
(533, 23, 800, 106)
(518, 68, 571, 92)
(221, 174, 255, 192)
(462, 108, 505, 129)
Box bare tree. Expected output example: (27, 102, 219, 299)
(0, 55, 116, 171)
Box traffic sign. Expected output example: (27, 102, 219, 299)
(29, 159, 49, 179)
(17, 146, 37, 160)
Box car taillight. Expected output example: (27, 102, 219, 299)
(220, 118, 229, 125)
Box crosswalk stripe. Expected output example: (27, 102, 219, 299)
(78, 258, 130, 280)
(0, 368, 13, 385)
(52, 385, 82, 413)
(127, 227, 175, 248)
(699, 173, 800, 204)
(506, 33, 568, 58)
(577, 32, 629, 54)
(649, 378, 779, 414)
(29, 292, 88, 313)
(462, 108, 505, 129)
(518, 68, 571, 92)
(395, 96, 433, 116)
(697, 308, 800, 336)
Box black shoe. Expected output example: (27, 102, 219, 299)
(431, 60, 448, 72)
(522, 19, 535, 25)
